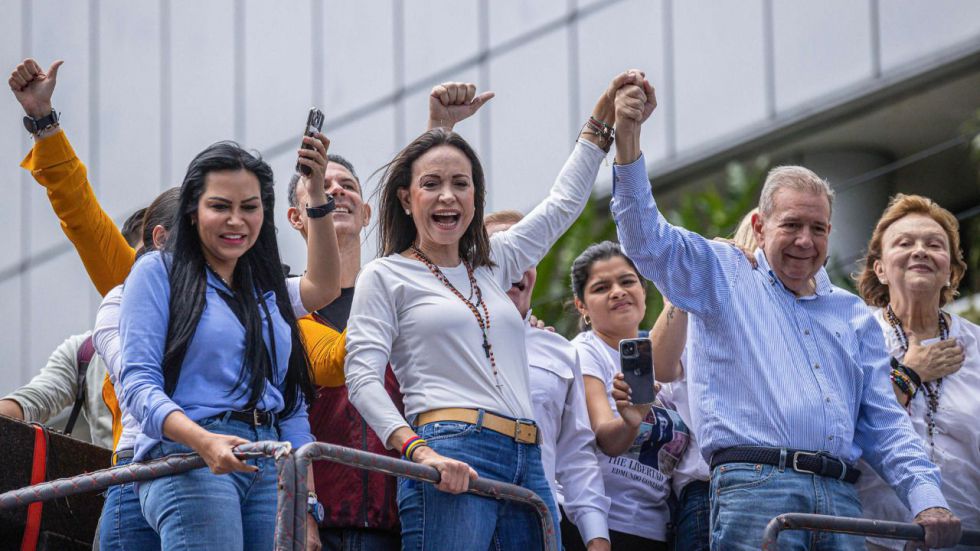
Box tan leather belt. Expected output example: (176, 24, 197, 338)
(416, 408, 539, 445)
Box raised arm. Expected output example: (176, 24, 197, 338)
(489, 72, 646, 289)
(10, 58, 134, 295)
(426, 82, 495, 131)
(610, 79, 743, 317)
(295, 133, 342, 311)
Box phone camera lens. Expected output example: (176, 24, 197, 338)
(624, 342, 636, 355)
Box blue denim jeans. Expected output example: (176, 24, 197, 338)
(98, 454, 161, 551)
(673, 480, 710, 551)
(398, 415, 561, 551)
(709, 462, 863, 550)
(138, 416, 280, 551)
(319, 527, 401, 551)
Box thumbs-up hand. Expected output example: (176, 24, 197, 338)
(9, 58, 63, 119)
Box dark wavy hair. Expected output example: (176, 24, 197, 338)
(161, 141, 313, 414)
(376, 128, 493, 267)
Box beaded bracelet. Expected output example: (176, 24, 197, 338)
(890, 369, 918, 399)
(890, 357, 923, 387)
(582, 116, 615, 153)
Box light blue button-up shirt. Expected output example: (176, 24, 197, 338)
(610, 154, 947, 515)
(119, 251, 313, 460)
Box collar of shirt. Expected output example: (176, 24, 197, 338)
(753, 248, 833, 300)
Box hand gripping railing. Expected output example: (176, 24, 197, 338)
(285, 441, 559, 551)
(761, 513, 980, 549)
(0, 440, 299, 551)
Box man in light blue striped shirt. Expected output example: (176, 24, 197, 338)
(606, 77, 960, 549)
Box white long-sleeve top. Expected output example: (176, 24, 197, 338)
(345, 139, 605, 446)
(525, 319, 609, 544)
(93, 285, 140, 452)
(857, 309, 980, 550)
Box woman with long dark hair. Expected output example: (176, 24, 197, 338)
(118, 135, 340, 549)
(344, 72, 643, 550)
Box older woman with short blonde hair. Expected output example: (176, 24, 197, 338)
(855, 193, 978, 550)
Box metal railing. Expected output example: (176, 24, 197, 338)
(283, 442, 559, 551)
(761, 513, 980, 549)
(0, 441, 299, 551)
(1, 439, 558, 551)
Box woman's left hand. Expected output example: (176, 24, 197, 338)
(611, 372, 658, 428)
(297, 132, 331, 205)
(427, 82, 494, 131)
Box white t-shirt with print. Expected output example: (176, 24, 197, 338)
(573, 330, 689, 542)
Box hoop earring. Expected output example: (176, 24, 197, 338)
(583, 313, 591, 327)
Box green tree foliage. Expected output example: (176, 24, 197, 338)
(532, 158, 767, 339)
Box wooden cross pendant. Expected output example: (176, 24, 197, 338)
(481, 332, 491, 358)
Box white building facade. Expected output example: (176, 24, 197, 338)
(0, 0, 978, 394)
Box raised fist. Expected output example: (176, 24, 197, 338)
(593, 69, 645, 124)
(615, 82, 656, 128)
(427, 82, 494, 131)
(8, 58, 63, 119)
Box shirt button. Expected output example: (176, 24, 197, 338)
(827, 436, 833, 441)
(804, 329, 810, 335)
(814, 364, 820, 369)
(825, 397, 831, 403)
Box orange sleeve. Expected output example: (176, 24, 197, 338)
(298, 316, 348, 387)
(101, 374, 123, 451)
(20, 131, 135, 296)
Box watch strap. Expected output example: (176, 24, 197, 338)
(23, 109, 59, 135)
(306, 195, 336, 219)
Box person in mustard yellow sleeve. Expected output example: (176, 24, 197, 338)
(9, 57, 342, 551)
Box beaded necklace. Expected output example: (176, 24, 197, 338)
(884, 304, 948, 460)
(410, 245, 501, 388)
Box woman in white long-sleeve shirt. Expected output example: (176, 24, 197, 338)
(344, 73, 640, 551)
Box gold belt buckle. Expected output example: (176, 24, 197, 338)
(513, 419, 536, 444)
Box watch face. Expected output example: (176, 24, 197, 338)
(310, 501, 325, 524)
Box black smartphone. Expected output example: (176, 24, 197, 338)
(296, 107, 325, 177)
(620, 337, 656, 404)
